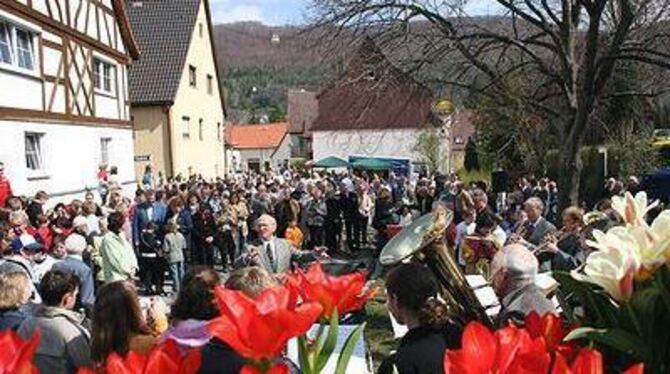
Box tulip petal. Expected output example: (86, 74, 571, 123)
(622, 363, 644, 374)
(570, 348, 603, 374)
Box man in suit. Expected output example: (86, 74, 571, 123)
(131, 189, 167, 248)
(521, 197, 556, 246)
(234, 214, 327, 274)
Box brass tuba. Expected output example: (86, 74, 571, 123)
(379, 207, 494, 328)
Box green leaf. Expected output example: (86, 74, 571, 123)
(564, 327, 649, 361)
(315, 310, 340, 373)
(297, 335, 313, 374)
(334, 322, 366, 374)
(553, 271, 620, 327)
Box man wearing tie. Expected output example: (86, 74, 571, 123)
(132, 189, 168, 248)
(235, 214, 327, 274)
(521, 197, 556, 246)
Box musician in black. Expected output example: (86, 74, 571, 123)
(543, 206, 586, 271)
(378, 263, 462, 374)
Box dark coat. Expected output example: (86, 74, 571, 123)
(52, 256, 95, 312)
(377, 325, 462, 374)
(132, 202, 168, 245)
(341, 192, 358, 220)
(198, 338, 245, 374)
(0, 308, 28, 331)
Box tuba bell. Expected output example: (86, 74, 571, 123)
(379, 206, 494, 327)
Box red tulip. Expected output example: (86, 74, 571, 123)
(209, 285, 322, 361)
(0, 329, 40, 374)
(241, 363, 289, 374)
(551, 348, 643, 374)
(292, 262, 374, 318)
(524, 312, 577, 360)
(78, 340, 201, 374)
(444, 321, 551, 374)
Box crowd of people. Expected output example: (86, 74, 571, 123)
(0, 159, 662, 373)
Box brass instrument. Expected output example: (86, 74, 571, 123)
(531, 228, 570, 256)
(379, 207, 494, 327)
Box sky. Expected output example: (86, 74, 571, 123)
(210, 0, 503, 26)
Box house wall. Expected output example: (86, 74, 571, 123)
(312, 128, 423, 162)
(0, 1, 136, 200)
(237, 136, 292, 171)
(131, 106, 171, 178)
(0, 119, 136, 203)
(168, 0, 225, 178)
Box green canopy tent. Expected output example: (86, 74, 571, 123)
(313, 156, 350, 168)
(351, 158, 392, 171)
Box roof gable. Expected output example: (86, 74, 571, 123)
(126, 0, 200, 105)
(313, 37, 435, 132)
(226, 123, 289, 149)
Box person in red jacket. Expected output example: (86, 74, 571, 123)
(0, 162, 13, 208)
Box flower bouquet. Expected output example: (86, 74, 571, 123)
(553, 192, 670, 373)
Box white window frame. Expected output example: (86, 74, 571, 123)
(0, 11, 41, 78)
(100, 137, 112, 165)
(93, 54, 116, 96)
(24, 132, 46, 175)
(182, 116, 191, 139)
(199, 118, 204, 141)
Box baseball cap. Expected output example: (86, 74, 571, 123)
(10, 234, 44, 253)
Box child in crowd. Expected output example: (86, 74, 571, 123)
(284, 219, 304, 249)
(162, 221, 186, 294)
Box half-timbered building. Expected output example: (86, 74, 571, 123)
(0, 0, 139, 201)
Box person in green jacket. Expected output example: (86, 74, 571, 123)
(100, 212, 138, 283)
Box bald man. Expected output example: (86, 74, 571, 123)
(490, 244, 556, 326)
(234, 214, 327, 274)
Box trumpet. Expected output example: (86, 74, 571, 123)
(531, 229, 571, 256)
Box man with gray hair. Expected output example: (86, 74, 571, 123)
(490, 244, 556, 326)
(234, 214, 328, 274)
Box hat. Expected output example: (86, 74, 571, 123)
(64, 234, 87, 254)
(72, 216, 88, 228)
(10, 234, 44, 254)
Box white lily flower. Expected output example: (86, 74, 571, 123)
(611, 191, 659, 226)
(572, 243, 638, 302)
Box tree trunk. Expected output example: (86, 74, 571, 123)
(557, 141, 583, 212)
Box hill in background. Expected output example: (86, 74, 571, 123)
(213, 22, 346, 123)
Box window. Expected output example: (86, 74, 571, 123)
(100, 137, 112, 165)
(454, 136, 464, 145)
(181, 116, 190, 139)
(207, 74, 213, 94)
(189, 65, 196, 87)
(217, 122, 221, 141)
(93, 58, 115, 93)
(199, 119, 203, 141)
(199, 23, 203, 38)
(25, 132, 44, 171)
(0, 20, 37, 72)
(0, 22, 13, 64)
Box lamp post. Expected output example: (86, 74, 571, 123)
(432, 98, 455, 175)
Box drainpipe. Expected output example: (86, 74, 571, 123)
(164, 105, 175, 178)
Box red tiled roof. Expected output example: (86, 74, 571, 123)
(225, 123, 288, 149)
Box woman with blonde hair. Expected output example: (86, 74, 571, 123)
(0, 271, 32, 330)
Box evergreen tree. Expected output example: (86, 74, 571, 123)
(464, 136, 480, 171)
